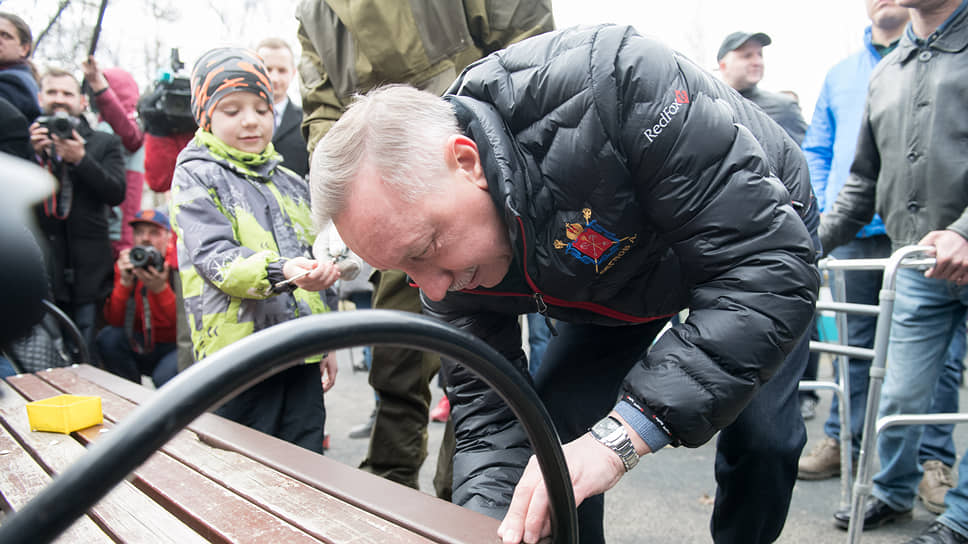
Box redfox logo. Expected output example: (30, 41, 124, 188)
(643, 90, 689, 143)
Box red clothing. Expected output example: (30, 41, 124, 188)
(103, 262, 177, 344)
(97, 68, 145, 257)
(144, 132, 193, 192)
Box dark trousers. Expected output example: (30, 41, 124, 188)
(215, 362, 326, 454)
(96, 326, 178, 387)
(60, 301, 97, 362)
(534, 319, 809, 544)
(363, 269, 445, 492)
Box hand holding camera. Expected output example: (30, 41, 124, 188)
(30, 112, 86, 164)
(119, 246, 169, 293)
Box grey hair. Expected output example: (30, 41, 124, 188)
(309, 84, 460, 230)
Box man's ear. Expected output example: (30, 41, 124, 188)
(446, 134, 487, 190)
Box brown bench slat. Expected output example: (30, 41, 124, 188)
(38, 368, 436, 544)
(70, 364, 504, 544)
(0, 377, 208, 543)
(6, 373, 320, 544)
(0, 414, 111, 542)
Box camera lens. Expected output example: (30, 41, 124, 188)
(129, 247, 147, 267)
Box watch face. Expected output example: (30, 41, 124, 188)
(593, 416, 621, 438)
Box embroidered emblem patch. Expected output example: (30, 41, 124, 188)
(554, 208, 636, 274)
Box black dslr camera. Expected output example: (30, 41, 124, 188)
(129, 245, 165, 271)
(36, 111, 80, 139)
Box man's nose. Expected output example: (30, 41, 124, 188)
(411, 269, 450, 302)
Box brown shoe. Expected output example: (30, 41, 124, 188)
(799, 436, 841, 480)
(918, 460, 954, 514)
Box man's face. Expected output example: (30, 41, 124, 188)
(0, 18, 29, 65)
(38, 75, 85, 117)
(719, 41, 765, 91)
(209, 91, 274, 153)
(257, 46, 294, 104)
(132, 223, 170, 255)
(334, 139, 514, 302)
(867, 0, 910, 28)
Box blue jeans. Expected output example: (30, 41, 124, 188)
(348, 291, 374, 370)
(526, 313, 551, 376)
(872, 269, 968, 527)
(96, 326, 178, 387)
(0, 356, 16, 377)
(823, 237, 963, 464)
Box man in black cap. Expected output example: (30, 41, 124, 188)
(717, 31, 807, 144)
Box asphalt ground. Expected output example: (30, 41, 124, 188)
(323, 343, 967, 544)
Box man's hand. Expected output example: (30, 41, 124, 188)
(133, 262, 170, 294)
(497, 433, 629, 544)
(117, 249, 135, 287)
(283, 257, 340, 292)
(53, 130, 86, 165)
(320, 352, 338, 392)
(919, 230, 968, 284)
(29, 122, 52, 157)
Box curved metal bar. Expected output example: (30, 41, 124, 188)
(0, 310, 579, 544)
(41, 299, 91, 365)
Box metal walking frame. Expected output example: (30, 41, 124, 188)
(802, 259, 859, 510)
(826, 244, 968, 544)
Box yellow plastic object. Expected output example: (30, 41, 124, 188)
(25, 394, 103, 434)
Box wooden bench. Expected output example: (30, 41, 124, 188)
(0, 364, 501, 543)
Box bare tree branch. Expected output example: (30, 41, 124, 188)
(32, 0, 72, 53)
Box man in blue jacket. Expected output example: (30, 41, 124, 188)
(799, 0, 963, 517)
(313, 25, 820, 544)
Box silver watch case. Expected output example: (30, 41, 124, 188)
(590, 416, 639, 471)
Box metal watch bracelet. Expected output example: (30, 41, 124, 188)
(590, 416, 639, 472)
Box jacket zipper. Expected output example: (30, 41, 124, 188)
(532, 292, 559, 336)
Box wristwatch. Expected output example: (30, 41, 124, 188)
(590, 416, 639, 472)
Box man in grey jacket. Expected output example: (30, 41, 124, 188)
(819, 1, 968, 542)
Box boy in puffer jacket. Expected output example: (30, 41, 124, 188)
(171, 47, 340, 453)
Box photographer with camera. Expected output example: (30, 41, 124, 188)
(97, 209, 178, 387)
(29, 67, 125, 357)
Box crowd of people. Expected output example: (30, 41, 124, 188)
(2, 0, 968, 543)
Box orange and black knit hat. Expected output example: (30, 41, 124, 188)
(189, 47, 273, 131)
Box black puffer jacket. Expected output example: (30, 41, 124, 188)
(424, 25, 820, 517)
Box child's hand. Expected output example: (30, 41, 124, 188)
(320, 352, 338, 392)
(283, 257, 340, 292)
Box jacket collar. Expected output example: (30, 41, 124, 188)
(179, 137, 282, 182)
(447, 94, 532, 280)
(896, 0, 968, 63)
